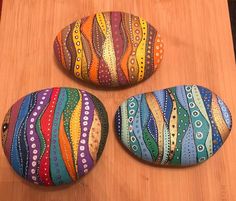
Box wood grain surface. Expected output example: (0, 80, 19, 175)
(0, 0, 235, 201)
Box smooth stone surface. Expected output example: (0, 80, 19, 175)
(115, 85, 232, 166)
(1, 87, 108, 186)
(54, 11, 164, 88)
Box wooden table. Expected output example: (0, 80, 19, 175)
(0, 0, 235, 201)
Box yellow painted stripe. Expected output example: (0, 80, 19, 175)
(136, 18, 147, 82)
(146, 93, 165, 163)
(69, 90, 82, 171)
(168, 90, 178, 160)
(96, 13, 107, 35)
(211, 94, 229, 142)
(102, 13, 118, 86)
(73, 20, 83, 80)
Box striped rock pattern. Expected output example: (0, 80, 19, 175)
(115, 85, 232, 166)
(54, 11, 163, 88)
(1, 87, 108, 186)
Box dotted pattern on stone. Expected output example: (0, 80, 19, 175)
(1, 87, 109, 186)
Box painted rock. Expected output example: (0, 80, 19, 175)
(1, 87, 109, 186)
(115, 85, 232, 166)
(54, 11, 164, 88)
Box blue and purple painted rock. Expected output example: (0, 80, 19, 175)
(54, 11, 164, 88)
(1, 87, 108, 186)
(115, 85, 232, 166)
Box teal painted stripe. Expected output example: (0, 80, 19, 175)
(50, 89, 72, 185)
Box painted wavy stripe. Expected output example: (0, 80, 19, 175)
(4, 98, 24, 161)
(39, 88, 60, 185)
(120, 13, 132, 83)
(146, 93, 167, 163)
(61, 25, 72, 70)
(63, 88, 80, 144)
(147, 113, 158, 142)
(111, 12, 128, 86)
(10, 95, 31, 176)
(177, 86, 196, 165)
(102, 13, 118, 86)
(170, 88, 189, 165)
(176, 86, 189, 111)
(120, 101, 130, 148)
(50, 89, 72, 185)
(143, 127, 158, 161)
(163, 90, 173, 127)
(90, 95, 109, 160)
(56, 32, 67, 68)
(115, 108, 122, 137)
(98, 56, 113, 86)
(81, 15, 100, 85)
(72, 20, 83, 79)
(69, 90, 82, 172)
(136, 18, 147, 82)
(153, 90, 165, 112)
(198, 87, 223, 153)
(19, 93, 38, 178)
(127, 97, 142, 157)
(67, 22, 77, 72)
(140, 95, 150, 128)
(96, 13, 107, 36)
(35, 103, 48, 184)
(161, 126, 170, 165)
(181, 124, 197, 165)
(185, 86, 209, 163)
(36, 103, 48, 160)
(144, 24, 156, 79)
(167, 90, 178, 161)
(93, 16, 105, 58)
(217, 96, 232, 129)
(88, 109, 102, 161)
(153, 32, 163, 69)
(211, 94, 230, 142)
(133, 95, 153, 161)
(77, 92, 94, 177)
(26, 89, 51, 184)
(80, 34, 90, 81)
(192, 86, 213, 157)
(59, 113, 77, 181)
(128, 15, 141, 84)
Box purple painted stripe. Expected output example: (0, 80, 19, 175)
(111, 12, 128, 85)
(26, 89, 52, 183)
(77, 91, 94, 177)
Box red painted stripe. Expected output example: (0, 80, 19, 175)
(39, 88, 60, 185)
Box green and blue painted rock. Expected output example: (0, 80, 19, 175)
(115, 85, 232, 166)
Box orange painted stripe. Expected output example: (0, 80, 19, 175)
(153, 33, 164, 70)
(120, 20, 132, 82)
(59, 114, 77, 181)
(81, 15, 99, 85)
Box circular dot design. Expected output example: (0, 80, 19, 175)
(1, 87, 109, 186)
(115, 85, 232, 166)
(54, 11, 164, 88)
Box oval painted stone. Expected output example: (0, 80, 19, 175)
(1, 87, 109, 186)
(115, 85, 232, 166)
(54, 11, 164, 88)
